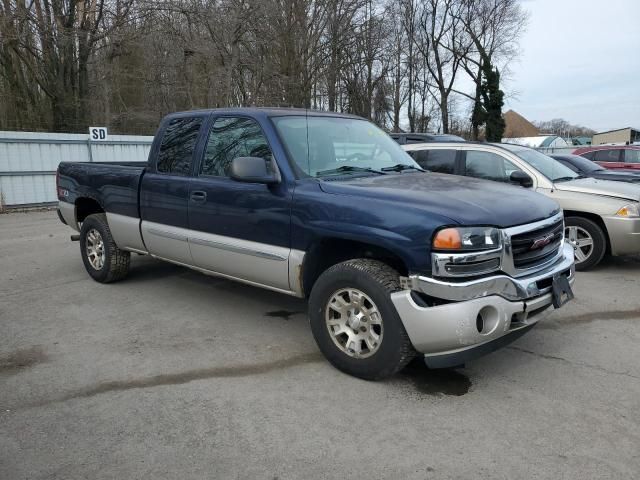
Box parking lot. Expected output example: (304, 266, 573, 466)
(1, 209, 639, 479)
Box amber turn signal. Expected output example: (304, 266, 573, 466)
(433, 228, 462, 250)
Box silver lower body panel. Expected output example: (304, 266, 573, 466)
(391, 289, 558, 360)
(391, 243, 575, 366)
(58, 201, 78, 232)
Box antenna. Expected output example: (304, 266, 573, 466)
(305, 108, 311, 174)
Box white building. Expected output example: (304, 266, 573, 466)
(502, 135, 569, 149)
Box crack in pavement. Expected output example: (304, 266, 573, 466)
(0, 278, 87, 299)
(10, 352, 324, 411)
(507, 345, 640, 380)
(540, 309, 640, 329)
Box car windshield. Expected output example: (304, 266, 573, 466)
(562, 155, 604, 173)
(272, 116, 419, 177)
(501, 145, 580, 182)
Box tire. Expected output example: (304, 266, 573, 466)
(565, 216, 606, 271)
(308, 259, 416, 380)
(79, 213, 130, 283)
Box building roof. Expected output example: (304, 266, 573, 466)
(571, 136, 592, 145)
(502, 135, 569, 148)
(503, 110, 539, 138)
(593, 127, 640, 135)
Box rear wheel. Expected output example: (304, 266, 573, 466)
(308, 259, 415, 380)
(565, 216, 606, 271)
(80, 213, 130, 283)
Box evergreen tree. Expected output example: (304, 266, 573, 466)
(480, 55, 506, 142)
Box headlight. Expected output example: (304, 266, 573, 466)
(432, 226, 502, 251)
(615, 203, 640, 218)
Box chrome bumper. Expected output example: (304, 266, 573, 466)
(400, 241, 575, 302)
(390, 241, 575, 368)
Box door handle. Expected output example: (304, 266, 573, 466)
(190, 191, 207, 203)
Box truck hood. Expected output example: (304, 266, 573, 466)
(319, 172, 560, 228)
(554, 177, 640, 201)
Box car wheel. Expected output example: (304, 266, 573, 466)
(565, 216, 606, 271)
(308, 259, 416, 380)
(80, 213, 130, 283)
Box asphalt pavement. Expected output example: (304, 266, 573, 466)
(1, 210, 639, 479)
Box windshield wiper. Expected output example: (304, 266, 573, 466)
(316, 165, 387, 176)
(380, 164, 425, 173)
(553, 176, 578, 182)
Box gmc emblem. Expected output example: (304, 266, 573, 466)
(530, 233, 554, 250)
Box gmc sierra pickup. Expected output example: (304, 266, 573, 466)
(57, 108, 575, 379)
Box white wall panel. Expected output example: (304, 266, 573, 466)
(0, 131, 153, 207)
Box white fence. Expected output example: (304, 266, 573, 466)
(534, 146, 576, 156)
(0, 132, 581, 208)
(0, 131, 153, 208)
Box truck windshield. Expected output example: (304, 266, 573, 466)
(501, 145, 580, 182)
(272, 116, 420, 177)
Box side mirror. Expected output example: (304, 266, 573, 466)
(230, 157, 281, 184)
(510, 170, 533, 188)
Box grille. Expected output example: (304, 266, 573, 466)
(511, 219, 563, 269)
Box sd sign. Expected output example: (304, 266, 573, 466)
(89, 127, 108, 141)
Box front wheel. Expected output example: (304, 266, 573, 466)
(308, 259, 415, 380)
(565, 216, 606, 271)
(80, 213, 130, 283)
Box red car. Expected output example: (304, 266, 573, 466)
(573, 145, 640, 170)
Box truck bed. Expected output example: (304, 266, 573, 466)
(57, 161, 147, 218)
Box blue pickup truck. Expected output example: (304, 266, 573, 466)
(57, 108, 575, 379)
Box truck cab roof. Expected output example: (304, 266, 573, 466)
(166, 107, 365, 121)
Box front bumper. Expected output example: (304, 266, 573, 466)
(602, 216, 640, 256)
(391, 241, 575, 368)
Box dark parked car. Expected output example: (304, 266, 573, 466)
(550, 154, 640, 183)
(573, 145, 640, 170)
(389, 132, 465, 145)
(56, 108, 574, 379)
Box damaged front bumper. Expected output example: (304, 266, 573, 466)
(391, 241, 575, 368)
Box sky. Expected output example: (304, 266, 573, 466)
(503, 0, 640, 132)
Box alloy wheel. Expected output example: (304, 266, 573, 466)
(325, 288, 383, 359)
(566, 225, 594, 264)
(85, 228, 105, 270)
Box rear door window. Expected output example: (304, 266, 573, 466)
(580, 151, 596, 160)
(201, 117, 273, 177)
(593, 149, 622, 162)
(156, 117, 204, 175)
(624, 149, 640, 163)
(415, 149, 457, 174)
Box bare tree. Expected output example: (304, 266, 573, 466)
(457, 0, 527, 139)
(0, 0, 134, 131)
(414, 0, 469, 134)
(0, 0, 527, 134)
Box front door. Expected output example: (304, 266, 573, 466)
(187, 116, 293, 291)
(140, 115, 205, 264)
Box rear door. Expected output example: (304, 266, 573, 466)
(140, 115, 206, 264)
(187, 115, 293, 291)
(593, 149, 625, 169)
